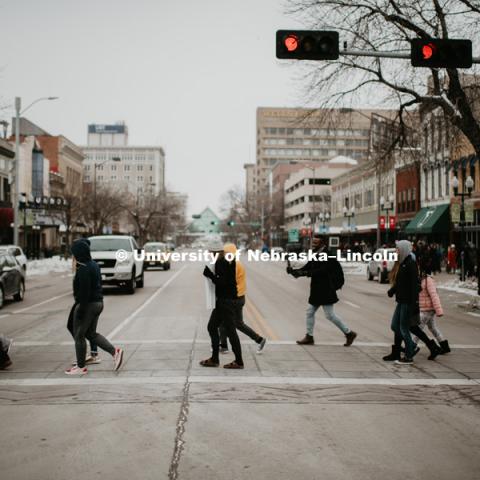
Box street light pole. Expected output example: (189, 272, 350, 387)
(452, 175, 474, 281)
(13, 96, 58, 246)
(380, 195, 394, 246)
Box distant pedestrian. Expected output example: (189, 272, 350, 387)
(447, 244, 457, 274)
(287, 233, 357, 347)
(64, 239, 124, 375)
(200, 239, 245, 369)
(0, 334, 13, 370)
(219, 243, 267, 355)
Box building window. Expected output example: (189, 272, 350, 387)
(431, 167, 435, 198)
(137, 165, 143, 171)
(438, 166, 443, 197)
(137, 176, 143, 181)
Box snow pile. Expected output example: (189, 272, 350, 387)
(27, 256, 73, 277)
(437, 278, 478, 297)
(343, 262, 367, 276)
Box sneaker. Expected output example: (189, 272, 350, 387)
(85, 355, 101, 365)
(256, 338, 267, 354)
(113, 348, 124, 371)
(344, 331, 357, 347)
(395, 357, 413, 365)
(219, 346, 229, 354)
(65, 365, 88, 376)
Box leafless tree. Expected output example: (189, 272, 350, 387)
(124, 191, 185, 245)
(285, 0, 480, 155)
(82, 184, 124, 235)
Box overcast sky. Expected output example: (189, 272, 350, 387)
(0, 0, 310, 215)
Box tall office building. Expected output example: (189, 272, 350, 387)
(82, 123, 165, 197)
(250, 107, 396, 200)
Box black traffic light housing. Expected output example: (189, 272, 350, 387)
(411, 39, 472, 68)
(276, 30, 339, 60)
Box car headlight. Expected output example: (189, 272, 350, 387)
(116, 257, 133, 266)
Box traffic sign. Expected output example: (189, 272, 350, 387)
(288, 228, 299, 242)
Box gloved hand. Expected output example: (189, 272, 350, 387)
(387, 288, 395, 298)
(203, 266, 214, 279)
(286, 266, 293, 275)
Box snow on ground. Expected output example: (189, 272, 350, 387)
(437, 278, 478, 297)
(27, 256, 73, 277)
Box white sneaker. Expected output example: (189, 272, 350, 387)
(65, 366, 87, 376)
(113, 348, 124, 371)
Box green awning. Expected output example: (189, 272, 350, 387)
(404, 204, 450, 234)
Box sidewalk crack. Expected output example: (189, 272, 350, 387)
(168, 323, 198, 480)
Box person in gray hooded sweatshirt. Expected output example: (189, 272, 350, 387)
(65, 239, 124, 375)
(384, 240, 420, 365)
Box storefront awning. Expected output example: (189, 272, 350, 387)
(404, 204, 450, 234)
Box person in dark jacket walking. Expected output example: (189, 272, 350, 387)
(384, 240, 420, 365)
(200, 241, 244, 369)
(287, 234, 357, 347)
(64, 239, 124, 375)
(0, 334, 13, 370)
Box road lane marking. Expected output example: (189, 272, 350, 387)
(8, 291, 72, 315)
(467, 312, 480, 318)
(245, 297, 280, 341)
(107, 265, 187, 340)
(342, 300, 360, 309)
(0, 376, 478, 387)
(9, 339, 480, 348)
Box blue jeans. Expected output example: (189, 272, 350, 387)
(306, 304, 350, 336)
(391, 303, 416, 359)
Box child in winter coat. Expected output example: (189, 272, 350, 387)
(417, 262, 451, 354)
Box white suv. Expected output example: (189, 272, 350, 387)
(88, 235, 144, 294)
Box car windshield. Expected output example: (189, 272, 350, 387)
(89, 238, 132, 252)
(144, 243, 166, 252)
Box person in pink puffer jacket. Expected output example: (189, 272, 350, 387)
(417, 262, 451, 355)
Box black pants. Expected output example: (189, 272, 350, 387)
(208, 299, 243, 365)
(67, 303, 98, 354)
(72, 302, 115, 368)
(410, 325, 432, 345)
(220, 296, 262, 347)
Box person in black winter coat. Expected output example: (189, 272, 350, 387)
(64, 239, 124, 375)
(200, 247, 244, 369)
(384, 240, 420, 365)
(287, 234, 357, 347)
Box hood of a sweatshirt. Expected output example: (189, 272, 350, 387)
(396, 240, 412, 264)
(71, 239, 92, 263)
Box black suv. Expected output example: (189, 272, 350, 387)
(0, 252, 25, 308)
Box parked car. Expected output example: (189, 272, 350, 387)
(0, 251, 25, 308)
(89, 235, 144, 294)
(0, 245, 27, 272)
(367, 248, 397, 283)
(143, 242, 171, 270)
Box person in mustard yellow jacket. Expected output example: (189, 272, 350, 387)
(219, 243, 267, 354)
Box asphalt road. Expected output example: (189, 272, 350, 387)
(1, 258, 480, 480)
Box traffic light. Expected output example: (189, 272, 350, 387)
(227, 220, 235, 227)
(410, 39, 472, 68)
(276, 30, 339, 60)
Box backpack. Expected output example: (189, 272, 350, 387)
(330, 259, 345, 290)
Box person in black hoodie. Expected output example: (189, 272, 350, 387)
(65, 239, 124, 375)
(200, 247, 244, 369)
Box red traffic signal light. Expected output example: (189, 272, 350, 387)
(411, 39, 472, 68)
(276, 30, 339, 60)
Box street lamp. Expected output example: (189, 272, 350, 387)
(380, 194, 395, 245)
(13, 96, 59, 246)
(343, 206, 355, 246)
(452, 174, 474, 281)
(318, 211, 331, 233)
(93, 156, 121, 234)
